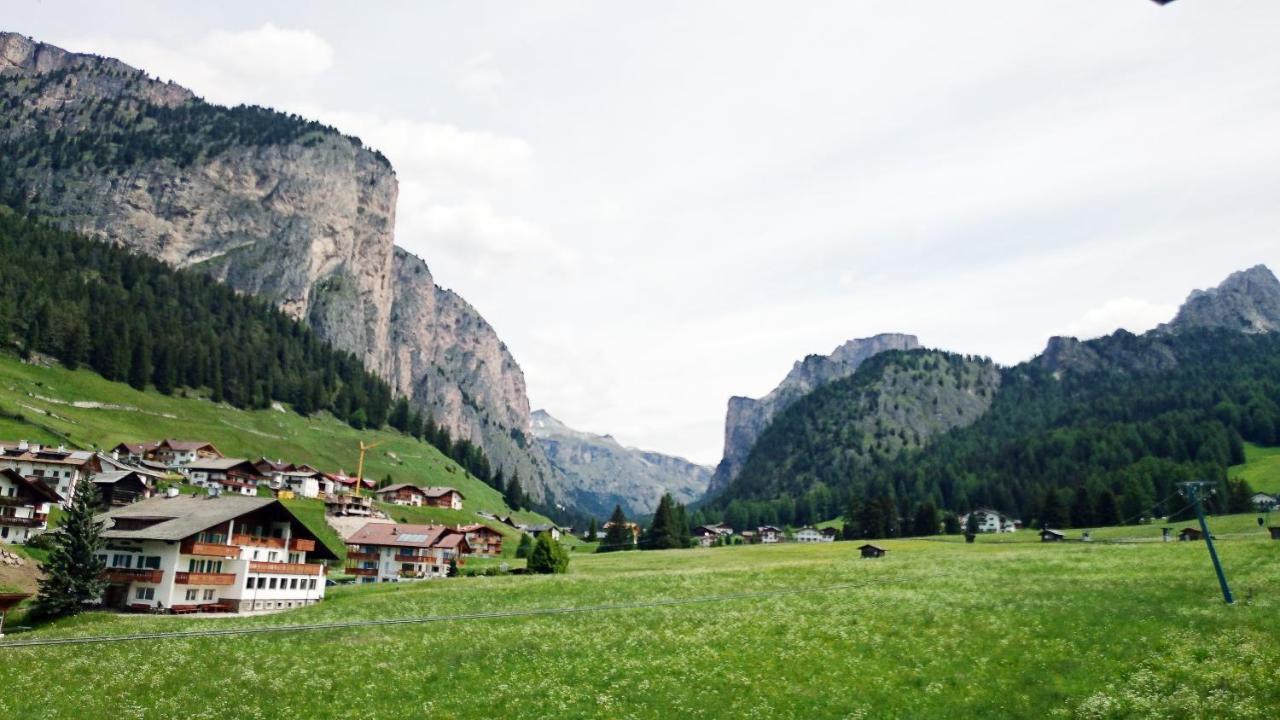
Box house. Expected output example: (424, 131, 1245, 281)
(0, 468, 61, 544)
(345, 523, 471, 582)
(1040, 528, 1065, 542)
(153, 440, 223, 467)
(91, 470, 153, 507)
(324, 493, 376, 517)
(820, 527, 840, 541)
(1178, 527, 1203, 542)
(0, 441, 98, 507)
(1252, 493, 1277, 512)
(602, 520, 642, 543)
(959, 509, 1019, 533)
(275, 470, 323, 499)
(758, 525, 782, 544)
(179, 458, 263, 496)
(523, 523, 560, 541)
(692, 523, 734, 547)
(793, 527, 827, 543)
(423, 487, 465, 510)
(326, 472, 376, 495)
(95, 494, 333, 613)
(376, 483, 429, 507)
(859, 543, 887, 558)
(456, 523, 504, 556)
(110, 442, 159, 463)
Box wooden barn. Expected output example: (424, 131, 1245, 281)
(1178, 527, 1203, 542)
(1039, 529, 1065, 542)
(858, 543, 886, 559)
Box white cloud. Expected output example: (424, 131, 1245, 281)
(1063, 298, 1178, 341)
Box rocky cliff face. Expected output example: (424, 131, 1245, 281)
(530, 410, 711, 518)
(0, 31, 553, 496)
(706, 333, 919, 496)
(1161, 264, 1280, 334)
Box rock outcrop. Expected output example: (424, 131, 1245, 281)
(706, 333, 919, 496)
(0, 31, 553, 496)
(1161, 264, 1280, 335)
(531, 410, 711, 518)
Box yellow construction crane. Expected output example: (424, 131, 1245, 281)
(353, 440, 384, 497)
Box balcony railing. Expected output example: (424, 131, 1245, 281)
(346, 551, 379, 561)
(0, 514, 45, 528)
(288, 538, 316, 552)
(102, 568, 163, 584)
(181, 540, 240, 557)
(346, 567, 377, 577)
(249, 561, 325, 576)
(394, 553, 427, 563)
(232, 533, 285, 549)
(174, 572, 237, 586)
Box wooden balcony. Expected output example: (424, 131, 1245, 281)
(346, 567, 377, 577)
(232, 533, 285, 549)
(0, 514, 45, 528)
(181, 540, 240, 557)
(174, 572, 237, 586)
(346, 551, 379, 561)
(394, 553, 426, 563)
(103, 568, 163, 584)
(288, 538, 316, 552)
(249, 561, 325, 576)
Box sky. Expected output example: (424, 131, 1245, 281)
(9, 1, 1280, 465)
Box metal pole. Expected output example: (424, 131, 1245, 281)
(1180, 482, 1234, 605)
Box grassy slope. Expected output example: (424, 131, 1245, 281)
(1, 514, 1276, 719)
(1230, 442, 1280, 494)
(0, 354, 554, 547)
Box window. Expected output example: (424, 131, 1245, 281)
(135, 587, 155, 600)
(185, 589, 198, 601)
(139, 556, 161, 570)
(111, 554, 133, 569)
(289, 578, 298, 590)
(203, 589, 216, 601)
(307, 579, 317, 590)
(257, 577, 266, 589)
(268, 578, 278, 590)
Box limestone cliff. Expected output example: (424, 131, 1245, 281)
(0, 31, 553, 496)
(531, 410, 711, 518)
(706, 333, 919, 496)
(1161, 264, 1280, 335)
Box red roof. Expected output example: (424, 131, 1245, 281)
(347, 523, 457, 549)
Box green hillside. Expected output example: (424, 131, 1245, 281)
(0, 352, 552, 532)
(1, 517, 1276, 718)
(1230, 442, 1280, 494)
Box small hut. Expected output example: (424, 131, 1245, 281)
(858, 543, 886, 559)
(1161, 527, 1173, 542)
(1178, 527, 1203, 542)
(1039, 528, 1065, 542)
(1268, 527, 1280, 541)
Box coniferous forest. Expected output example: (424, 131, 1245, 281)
(0, 207, 493, 483)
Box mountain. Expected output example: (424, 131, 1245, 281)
(531, 410, 711, 518)
(0, 32, 556, 501)
(1161, 264, 1280, 334)
(704, 266, 1280, 534)
(706, 349, 1000, 525)
(706, 333, 919, 496)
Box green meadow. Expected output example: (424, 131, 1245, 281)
(1231, 442, 1280, 494)
(2, 516, 1277, 719)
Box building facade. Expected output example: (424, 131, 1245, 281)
(0, 468, 60, 544)
(345, 523, 471, 582)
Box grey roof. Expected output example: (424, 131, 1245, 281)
(180, 457, 254, 472)
(97, 494, 277, 541)
(376, 483, 423, 494)
(91, 470, 150, 485)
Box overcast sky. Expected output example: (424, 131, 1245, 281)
(10, 1, 1280, 465)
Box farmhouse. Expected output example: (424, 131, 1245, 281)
(95, 494, 332, 613)
(1252, 493, 1277, 512)
(523, 523, 560, 540)
(0, 441, 97, 506)
(423, 486, 465, 510)
(456, 523, 504, 555)
(375, 483, 429, 507)
(692, 523, 734, 546)
(153, 440, 223, 467)
(859, 543, 886, 558)
(960, 509, 1019, 533)
(110, 442, 159, 463)
(179, 458, 263, 496)
(1040, 528, 1065, 542)
(0, 467, 61, 544)
(821, 527, 839, 541)
(793, 527, 831, 543)
(1178, 527, 1203, 542)
(92, 470, 153, 507)
(345, 523, 471, 582)
(758, 525, 782, 544)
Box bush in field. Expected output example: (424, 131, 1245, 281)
(526, 532, 569, 574)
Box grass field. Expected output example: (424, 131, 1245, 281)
(1230, 442, 1280, 494)
(1, 515, 1276, 719)
(0, 353, 551, 528)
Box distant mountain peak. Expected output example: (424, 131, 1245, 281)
(1162, 264, 1280, 334)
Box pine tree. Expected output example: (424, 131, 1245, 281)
(965, 511, 980, 536)
(1070, 487, 1094, 528)
(504, 471, 524, 511)
(515, 533, 533, 559)
(911, 501, 939, 537)
(447, 558, 459, 577)
(646, 493, 682, 550)
(34, 481, 107, 619)
(1093, 489, 1122, 527)
(599, 505, 631, 553)
(586, 518, 598, 542)
(526, 532, 570, 574)
(1040, 488, 1068, 529)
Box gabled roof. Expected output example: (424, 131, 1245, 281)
(423, 486, 463, 499)
(91, 470, 151, 486)
(347, 522, 458, 549)
(112, 441, 158, 454)
(0, 467, 62, 503)
(181, 457, 257, 472)
(376, 483, 424, 495)
(858, 543, 886, 551)
(156, 439, 222, 455)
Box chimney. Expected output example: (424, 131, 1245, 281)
(111, 449, 119, 461)
(17, 440, 28, 451)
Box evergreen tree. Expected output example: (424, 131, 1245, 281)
(646, 493, 683, 550)
(1226, 478, 1254, 514)
(504, 471, 525, 511)
(911, 501, 939, 537)
(1040, 488, 1069, 529)
(1093, 489, 1122, 527)
(599, 505, 632, 553)
(965, 512, 980, 536)
(586, 517, 598, 542)
(447, 558, 459, 577)
(1070, 487, 1094, 528)
(943, 512, 961, 535)
(388, 397, 411, 433)
(515, 533, 532, 559)
(526, 532, 570, 574)
(34, 482, 106, 619)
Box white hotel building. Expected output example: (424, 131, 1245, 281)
(96, 494, 333, 613)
